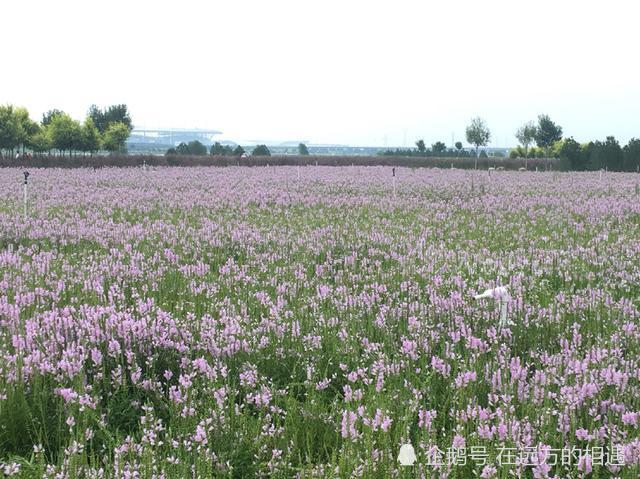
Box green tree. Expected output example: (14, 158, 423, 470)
(590, 136, 623, 171)
(515, 121, 537, 158)
(623, 138, 640, 172)
(431, 141, 447, 154)
(30, 126, 52, 154)
(465, 117, 491, 168)
(534, 114, 563, 154)
(102, 122, 130, 153)
(89, 104, 133, 134)
(210, 142, 227, 155)
(233, 145, 245, 156)
(252, 144, 271, 156)
(49, 113, 83, 155)
(187, 140, 207, 155)
(557, 137, 582, 171)
(415, 139, 426, 154)
(41, 109, 64, 126)
(298, 143, 309, 155)
(0, 105, 23, 154)
(82, 118, 102, 155)
(454, 141, 463, 155)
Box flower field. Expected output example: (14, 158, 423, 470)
(0, 166, 639, 478)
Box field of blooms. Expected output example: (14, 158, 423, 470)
(0, 166, 639, 478)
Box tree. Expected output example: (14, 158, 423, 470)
(81, 118, 101, 154)
(454, 141, 463, 154)
(515, 121, 537, 158)
(210, 141, 226, 156)
(102, 122, 130, 153)
(89, 104, 133, 134)
(49, 113, 83, 155)
(431, 141, 447, 154)
(415, 139, 426, 154)
(534, 114, 562, 153)
(233, 145, 245, 156)
(298, 143, 309, 155)
(252, 144, 271, 156)
(465, 117, 491, 168)
(557, 137, 582, 171)
(590, 136, 623, 171)
(188, 140, 207, 155)
(623, 138, 640, 172)
(42, 109, 64, 126)
(0, 105, 23, 154)
(30, 126, 51, 154)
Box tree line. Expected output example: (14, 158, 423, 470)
(166, 142, 311, 157)
(380, 114, 640, 172)
(0, 104, 133, 157)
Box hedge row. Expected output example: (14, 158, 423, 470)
(0, 154, 557, 170)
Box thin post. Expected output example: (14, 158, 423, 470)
(23, 171, 30, 220)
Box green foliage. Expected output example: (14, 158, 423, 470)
(49, 113, 83, 154)
(298, 143, 309, 155)
(465, 117, 491, 154)
(454, 141, 463, 152)
(431, 141, 447, 154)
(589, 136, 623, 171)
(29, 126, 52, 153)
(534, 114, 563, 151)
(623, 138, 640, 172)
(41, 109, 64, 126)
(515, 121, 536, 156)
(415, 139, 426, 153)
(0, 104, 23, 152)
(557, 137, 583, 170)
(102, 122, 131, 153)
(252, 144, 271, 156)
(233, 145, 245, 156)
(173, 140, 208, 156)
(210, 142, 234, 156)
(81, 118, 102, 154)
(89, 104, 133, 134)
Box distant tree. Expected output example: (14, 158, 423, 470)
(89, 104, 133, 134)
(30, 126, 51, 154)
(41, 109, 64, 126)
(210, 142, 226, 155)
(623, 138, 640, 172)
(102, 122, 130, 153)
(557, 137, 582, 171)
(188, 140, 207, 155)
(465, 117, 491, 168)
(166, 147, 178, 156)
(49, 113, 83, 155)
(0, 105, 23, 154)
(81, 118, 101, 155)
(415, 139, 426, 154)
(298, 143, 309, 155)
(590, 136, 623, 171)
(431, 141, 447, 154)
(233, 145, 245, 156)
(454, 141, 463, 154)
(252, 144, 271, 156)
(515, 121, 537, 158)
(534, 114, 563, 153)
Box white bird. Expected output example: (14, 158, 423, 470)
(398, 443, 417, 466)
(474, 286, 511, 328)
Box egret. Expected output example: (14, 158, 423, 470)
(474, 286, 511, 328)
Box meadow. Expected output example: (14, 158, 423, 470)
(0, 166, 638, 478)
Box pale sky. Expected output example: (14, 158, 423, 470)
(1, 0, 638, 147)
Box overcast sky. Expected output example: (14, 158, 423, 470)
(1, 0, 638, 147)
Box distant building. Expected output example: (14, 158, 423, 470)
(127, 128, 222, 153)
